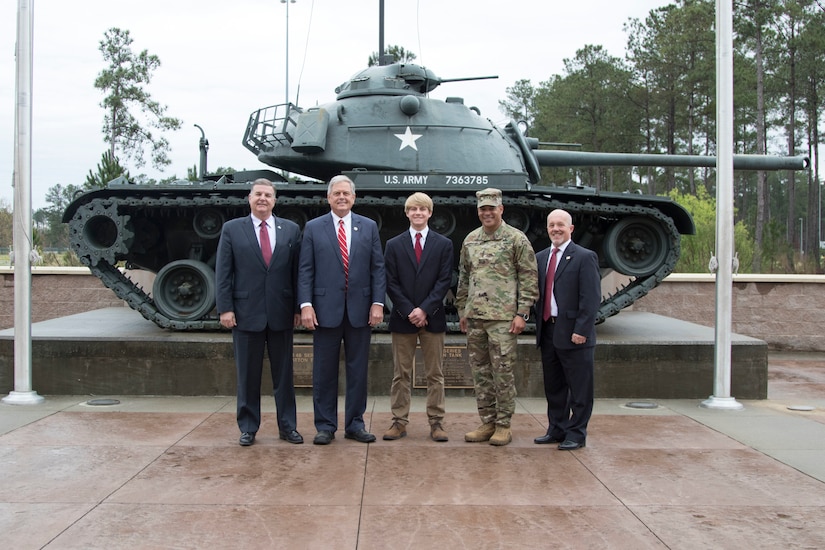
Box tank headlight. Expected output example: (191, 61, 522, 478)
(399, 95, 420, 116)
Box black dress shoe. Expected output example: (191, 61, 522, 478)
(558, 439, 585, 450)
(344, 428, 376, 443)
(239, 432, 256, 446)
(313, 430, 334, 445)
(534, 434, 565, 445)
(279, 429, 304, 444)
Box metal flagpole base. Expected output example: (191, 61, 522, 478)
(2, 391, 45, 405)
(700, 396, 744, 410)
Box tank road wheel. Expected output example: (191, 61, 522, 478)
(69, 200, 134, 266)
(277, 207, 308, 228)
(152, 260, 216, 321)
(503, 207, 530, 233)
(603, 216, 669, 277)
(193, 208, 225, 239)
(355, 206, 382, 230)
(429, 209, 456, 236)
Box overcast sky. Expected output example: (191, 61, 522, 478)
(3, 0, 685, 211)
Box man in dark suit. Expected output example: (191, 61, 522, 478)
(383, 192, 453, 442)
(298, 175, 386, 445)
(215, 178, 303, 446)
(533, 209, 601, 450)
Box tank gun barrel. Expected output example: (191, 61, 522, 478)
(439, 75, 499, 83)
(533, 150, 809, 171)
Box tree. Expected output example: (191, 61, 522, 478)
(626, 1, 716, 194)
(532, 45, 643, 191)
(670, 187, 755, 273)
(94, 28, 182, 170)
(499, 79, 537, 126)
(85, 150, 131, 189)
(735, 0, 781, 272)
(0, 199, 12, 252)
(35, 183, 83, 249)
(368, 45, 416, 66)
(767, 2, 808, 255)
(796, 2, 824, 269)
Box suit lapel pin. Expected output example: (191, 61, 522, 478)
(565, 256, 571, 260)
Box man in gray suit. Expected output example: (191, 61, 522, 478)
(215, 179, 303, 446)
(298, 175, 386, 445)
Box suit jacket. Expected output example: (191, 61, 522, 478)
(384, 229, 453, 334)
(297, 212, 386, 328)
(215, 215, 300, 332)
(534, 241, 601, 350)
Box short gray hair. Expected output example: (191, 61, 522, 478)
(250, 178, 276, 196)
(327, 174, 355, 195)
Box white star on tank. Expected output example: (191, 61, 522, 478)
(394, 126, 423, 151)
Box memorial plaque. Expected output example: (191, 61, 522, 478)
(413, 345, 473, 389)
(290, 342, 472, 389)
(293, 345, 314, 387)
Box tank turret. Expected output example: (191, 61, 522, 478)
(64, 61, 808, 330)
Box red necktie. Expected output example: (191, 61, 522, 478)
(338, 219, 349, 285)
(414, 232, 422, 263)
(543, 247, 559, 321)
(259, 222, 272, 265)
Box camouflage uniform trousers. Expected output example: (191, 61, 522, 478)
(466, 318, 517, 428)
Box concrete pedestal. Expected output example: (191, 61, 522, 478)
(0, 308, 767, 399)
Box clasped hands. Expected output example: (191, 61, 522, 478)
(407, 307, 428, 328)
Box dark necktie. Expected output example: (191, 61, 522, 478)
(414, 232, 422, 263)
(259, 222, 272, 265)
(338, 219, 349, 285)
(543, 247, 559, 321)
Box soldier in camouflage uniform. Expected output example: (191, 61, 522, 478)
(456, 188, 539, 446)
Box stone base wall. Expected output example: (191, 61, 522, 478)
(0, 324, 768, 399)
(630, 274, 825, 352)
(0, 267, 125, 330)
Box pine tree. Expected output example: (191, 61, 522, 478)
(94, 28, 182, 170)
(85, 151, 130, 189)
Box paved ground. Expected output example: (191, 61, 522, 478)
(1, 352, 824, 549)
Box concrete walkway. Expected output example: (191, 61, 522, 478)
(1, 352, 824, 549)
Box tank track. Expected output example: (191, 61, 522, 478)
(69, 194, 251, 330)
(70, 191, 680, 330)
(522, 194, 681, 324)
(424, 193, 681, 326)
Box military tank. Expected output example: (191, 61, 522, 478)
(63, 59, 808, 330)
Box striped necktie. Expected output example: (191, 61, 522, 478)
(338, 219, 348, 285)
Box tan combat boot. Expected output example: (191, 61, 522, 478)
(430, 423, 449, 442)
(382, 421, 407, 440)
(489, 426, 512, 446)
(464, 422, 496, 442)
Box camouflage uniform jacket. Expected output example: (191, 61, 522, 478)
(455, 221, 539, 320)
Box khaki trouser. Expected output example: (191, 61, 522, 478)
(390, 329, 446, 426)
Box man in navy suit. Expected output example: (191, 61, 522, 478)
(298, 175, 386, 445)
(215, 179, 303, 446)
(533, 209, 601, 450)
(382, 192, 453, 442)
